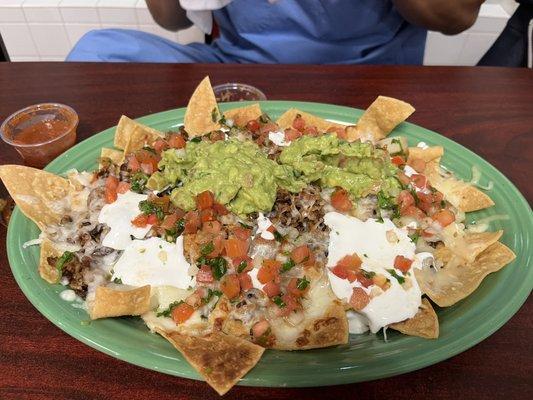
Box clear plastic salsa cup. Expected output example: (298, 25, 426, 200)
(213, 83, 267, 102)
(0, 103, 78, 169)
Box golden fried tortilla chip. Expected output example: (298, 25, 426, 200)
(351, 96, 415, 143)
(115, 115, 164, 156)
(158, 330, 264, 396)
(0, 165, 70, 229)
(276, 108, 344, 133)
(424, 159, 494, 212)
(89, 285, 151, 320)
(184, 76, 221, 137)
(407, 146, 444, 163)
(389, 298, 439, 339)
(223, 103, 262, 127)
(100, 147, 124, 166)
(39, 238, 62, 284)
(415, 241, 515, 307)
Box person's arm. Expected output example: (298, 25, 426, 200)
(146, 0, 192, 31)
(393, 0, 484, 35)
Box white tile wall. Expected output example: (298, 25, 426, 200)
(0, 0, 514, 64)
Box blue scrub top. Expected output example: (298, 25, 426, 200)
(67, 0, 427, 64)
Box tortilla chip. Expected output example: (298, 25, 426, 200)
(158, 330, 264, 395)
(100, 148, 124, 166)
(39, 238, 62, 284)
(407, 146, 444, 163)
(223, 103, 262, 127)
(350, 96, 415, 143)
(389, 298, 439, 339)
(276, 108, 344, 133)
(424, 160, 494, 212)
(89, 285, 151, 320)
(416, 242, 515, 307)
(184, 76, 220, 137)
(0, 165, 70, 229)
(115, 115, 164, 156)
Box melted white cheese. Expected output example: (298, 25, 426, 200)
(98, 191, 151, 250)
(60, 289, 77, 302)
(256, 212, 275, 240)
(403, 165, 417, 177)
(268, 131, 290, 147)
(248, 267, 263, 290)
(417, 141, 429, 149)
(112, 236, 194, 289)
(324, 212, 426, 333)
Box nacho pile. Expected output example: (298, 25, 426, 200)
(0, 76, 515, 394)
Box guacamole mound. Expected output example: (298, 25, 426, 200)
(151, 139, 304, 214)
(279, 134, 400, 198)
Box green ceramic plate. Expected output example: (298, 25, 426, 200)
(6, 101, 532, 387)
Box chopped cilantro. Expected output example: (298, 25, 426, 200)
(156, 300, 183, 317)
(190, 137, 202, 143)
(200, 241, 215, 256)
(363, 254, 368, 258)
(55, 251, 74, 273)
(130, 172, 149, 193)
(408, 232, 420, 243)
(211, 107, 219, 123)
(165, 218, 186, 242)
(386, 269, 405, 284)
(376, 216, 384, 223)
(296, 276, 310, 291)
(239, 221, 253, 230)
(237, 260, 248, 273)
(204, 289, 222, 304)
(209, 257, 228, 280)
(273, 230, 284, 242)
(272, 296, 286, 308)
(361, 270, 376, 279)
(142, 146, 156, 154)
(139, 200, 164, 220)
(440, 200, 446, 208)
(390, 138, 406, 156)
(281, 259, 295, 272)
(113, 277, 122, 284)
(259, 113, 270, 124)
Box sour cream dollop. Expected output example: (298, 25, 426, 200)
(324, 212, 431, 333)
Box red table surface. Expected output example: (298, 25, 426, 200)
(0, 63, 531, 400)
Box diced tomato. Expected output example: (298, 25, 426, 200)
(284, 128, 302, 142)
(349, 287, 370, 311)
(104, 176, 119, 204)
(140, 162, 154, 175)
(196, 265, 214, 283)
(263, 281, 281, 298)
(287, 277, 309, 298)
(185, 292, 202, 308)
(220, 274, 241, 300)
(153, 139, 169, 154)
(397, 170, 411, 186)
(259, 122, 278, 135)
(411, 174, 428, 189)
(232, 226, 252, 241)
(206, 236, 225, 258)
(391, 155, 406, 166)
(147, 214, 158, 225)
(303, 126, 319, 136)
(327, 126, 346, 137)
(135, 149, 159, 172)
(202, 220, 222, 234)
(160, 213, 178, 230)
(131, 214, 149, 228)
(252, 320, 270, 338)
(432, 209, 455, 227)
(116, 181, 130, 194)
(184, 211, 201, 234)
(168, 134, 186, 149)
(279, 294, 300, 316)
(209, 131, 225, 142)
(292, 115, 306, 131)
(416, 191, 433, 204)
(401, 205, 426, 220)
(337, 254, 362, 271)
(238, 272, 253, 291)
(355, 273, 374, 288)
(200, 208, 216, 223)
(291, 245, 311, 264)
(246, 120, 260, 133)
(409, 158, 426, 173)
(331, 188, 353, 212)
(394, 255, 413, 273)
(302, 251, 316, 267)
(224, 238, 249, 259)
(171, 303, 195, 324)
(397, 190, 415, 212)
(196, 190, 214, 210)
(127, 155, 140, 172)
(330, 265, 357, 283)
(212, 202, 229, 215)
(232, 256, 253, 273)
(257, 259, 281, 284)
